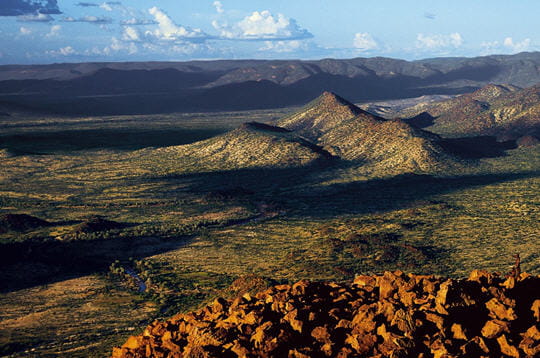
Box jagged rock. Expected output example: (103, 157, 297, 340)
(497, 334, 520, 358)
(481, 319, 510, 338)
(112, 271, 540, 358)
(532, 299, 540, 321)
(486, 298, 518, 321)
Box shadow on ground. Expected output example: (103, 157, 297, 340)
(2, 166, 538, 293)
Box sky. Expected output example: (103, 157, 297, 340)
(0, 0, 539, 64)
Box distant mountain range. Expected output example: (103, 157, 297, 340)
(2, 52, 540, 115)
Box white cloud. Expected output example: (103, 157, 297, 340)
(46, 24, 61, 37)
(47, 46, 77, 56)
(353, 33, 378, 51)
(62, 16, 113, 24)
(17, 13, 54, 22)
(103, 37, 138, 55)
(19, 27, 32, 35)
(100, 3, 113, 11)
(260, 40, 304, 53)
(146, 7, 209, 42)
(503, 37, 530, 53)
(416, 33, 463, 49)
(121, 18, 157, 26)
(60, 46, 76, 56)
(213, 1, 224, 14)
(213, 10, 312, 41)
(122, 26, 140, 41)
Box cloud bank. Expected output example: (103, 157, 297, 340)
(213, 10, 313, 41)
(0, 0, 61, 16)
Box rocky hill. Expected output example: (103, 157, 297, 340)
(113, 270, 540, 357)
(400, 84, 540, 140)
(155, 122, 334, 171)
(2, 52, 540, 115)
(279, 92, 456, 173)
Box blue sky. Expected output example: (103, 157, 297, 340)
(0, 0, 538, 64)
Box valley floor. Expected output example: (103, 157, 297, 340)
(0, 109, 539, 356)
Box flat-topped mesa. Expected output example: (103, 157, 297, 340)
(113, 270, 540, 358)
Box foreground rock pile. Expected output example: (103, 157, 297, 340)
(113, 270, 540, 357)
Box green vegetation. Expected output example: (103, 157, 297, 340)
(0, 103, 538, 356)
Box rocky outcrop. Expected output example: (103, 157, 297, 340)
(113, 270, 540, 357)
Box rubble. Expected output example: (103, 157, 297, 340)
(113, 271, 540, 357)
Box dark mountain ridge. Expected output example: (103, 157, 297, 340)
(2, 52, 540, 115)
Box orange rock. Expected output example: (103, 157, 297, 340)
(486, 298, 517, 321)
(311, 326, 331, 344)
(345, 333, 377, 355)
(351, 304, 378, 332)
(283, 309, 303, 333)
(429, 338, 450, 358)
(424, 311, 445, 331)
(123, 336, 142, 350)
(532, 299, 540, 321)
(230, 340, 250, 357)
(481, 319, 510, 339)
(523, 325, 540, 340)
(354, 275, 376, 287)
(468, 270, 494, 284)
(390, 309, 415, 336)
(497, 334, 520, 358)
(378, 272, 399, 300)
(451, 323, 467, 340)
(288, 349, 311, 358)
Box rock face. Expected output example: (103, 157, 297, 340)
(112, 270, 540, 357)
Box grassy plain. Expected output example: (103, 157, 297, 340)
(0, 107, 538, 356)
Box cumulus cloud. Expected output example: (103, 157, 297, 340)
(121, 18, 157, 26)
(100, 2, 121, 11)
(260, 40, 306, 53)
(17, 12, 54, 22)
(104, 37, 137, 55)
(353, 33, 378, 51)
(46, 46, 78, 57)
(59, 46, 75, 56)
(213, 1, 224, 14)
(19, 26, 32, 35)
(213, 10, 312, 41)
(416, 33, 463, 49)
(0, 0, 61, 16)
(62, 15, 113, 24)
(146, 7, 210, 42)
(122, 26, 140, 41)
(503, 37, 531, 53)
(46, 24, 61, 37)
